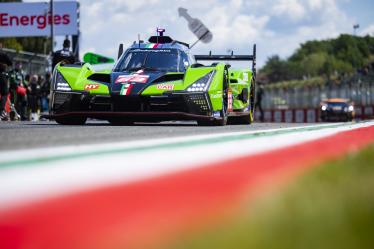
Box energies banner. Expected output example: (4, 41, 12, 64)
(0, 1, 78, 37)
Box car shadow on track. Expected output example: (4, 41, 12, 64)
(24, 121, 201, 127)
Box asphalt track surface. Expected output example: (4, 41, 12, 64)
(0, 120, 311, 151)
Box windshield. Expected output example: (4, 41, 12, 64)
(326, 102, 348, 107)
(115, 49, 182, 72)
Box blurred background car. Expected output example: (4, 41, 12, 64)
(320, 98, 355, 122)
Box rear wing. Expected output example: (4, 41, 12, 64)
(194, 44, 257, 80)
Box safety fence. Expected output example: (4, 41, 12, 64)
(255, 106, 374, 123)
(258, 72, 374, 122)
(0, 48, 49, 75)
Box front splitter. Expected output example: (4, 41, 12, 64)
(41, 111, 219, 122)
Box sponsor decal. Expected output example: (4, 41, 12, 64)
(84, 84, 100, 90)
(0, 13, 70, 30)
(227, 88, 233, 112)
(210, 93, 222, 99)
(115, 74, 149, 84)
(243, 72, 248, 82)
(132, 49, 171, 53)
(156, 84, 174, 90)
(213, 111, 221, 117)
(0, 2, 78, 38)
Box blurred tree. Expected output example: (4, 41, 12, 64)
(299, 52, 328, 78)
(261, 55, 290, 82)
(261, 34, 374, 83)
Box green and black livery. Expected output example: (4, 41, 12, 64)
(45, 31, 256, 126)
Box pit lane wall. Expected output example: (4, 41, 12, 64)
(256, 105, 374, 122)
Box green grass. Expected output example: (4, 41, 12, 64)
(167, 144, 374, 249)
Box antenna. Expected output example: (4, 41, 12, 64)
(118, 44, 123, 59)
(138, 34, 140, 48)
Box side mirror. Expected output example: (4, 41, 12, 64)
(118, 44, 124, 59)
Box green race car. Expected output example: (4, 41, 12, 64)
(46, 30, 256, 126)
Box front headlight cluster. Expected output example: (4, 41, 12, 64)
(344, 105, 354, 112)
(55, 72, 72, 91)
(186, 70, 215, 92)
(321, 105, 327, 111)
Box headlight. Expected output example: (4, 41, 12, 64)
(348, 105, 354, 112)
(55, 72, 72, 91)
(321, 105, 327, 111)
(186, 70, 215, 92)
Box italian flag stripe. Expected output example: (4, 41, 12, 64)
(146, 43, 159, 48)
(120, 85, 127, 95)
(120, 84, 133, 95)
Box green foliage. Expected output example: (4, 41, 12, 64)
(261, 34, 374, 83)
(0, 37, 52, 54)
(300, 52, 328, 77)
(260, 55, 290, 82)
(264, 76, 326, 90)
(167, 143, 374, 249)
(0, 38, 22, 51)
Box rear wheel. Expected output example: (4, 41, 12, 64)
(228, 78, 255, 125)
(55, 116, 87, 125)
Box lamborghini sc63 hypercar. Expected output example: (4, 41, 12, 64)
(46, 30, 257, 126)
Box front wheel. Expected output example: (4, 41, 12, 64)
(108, 118, 134, 126)
(197, 68, 228, 126)
(228, 113, 252, 125)
(197, 99, 228, 126)
(55, 116, 87, 125)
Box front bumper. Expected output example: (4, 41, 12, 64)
(46, 91, 218, 122)
(50, 91, 112, 114)
(320, 110, 354, 121)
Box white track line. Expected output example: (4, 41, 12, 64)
(0, 123, 343, 162)
(0, 121, 373, 210)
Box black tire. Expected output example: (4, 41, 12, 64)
(197, 68, 229, 126)
(108, 118, 134, 126)
(55, 116, 87, 125)
(249, 78, 255, 122)
(197, 116, 226, 126)
(228, 114, 251, 125)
